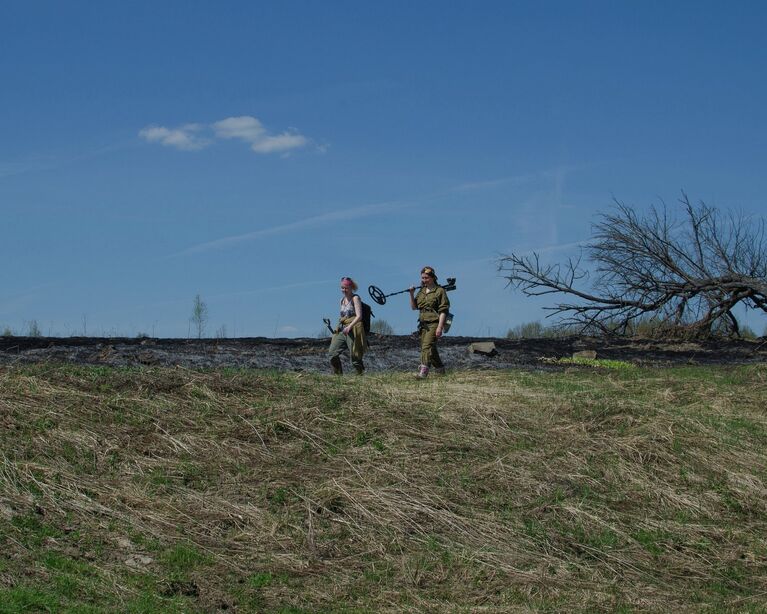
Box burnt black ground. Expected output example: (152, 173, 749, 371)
(0, 334, 765, 372)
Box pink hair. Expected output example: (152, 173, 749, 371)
(340, 277, 358, 291)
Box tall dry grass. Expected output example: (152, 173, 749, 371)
(1, 364, 766, 612)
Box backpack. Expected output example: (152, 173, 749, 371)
(361, 301, 375, 334)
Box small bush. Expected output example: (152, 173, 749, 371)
(371, 319, 394, 336)
(630, 316, 667, 337)
(738, 325, 757, 340)
(507, 321, 544, 339)
(506, 321, 565, 339)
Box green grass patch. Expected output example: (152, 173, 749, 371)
(160, 542, 210, 575)
(541, 356, 637, 369)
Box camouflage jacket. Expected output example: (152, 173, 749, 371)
(415, 286, 450, 323)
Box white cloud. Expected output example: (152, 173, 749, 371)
(213, 116, 309, 155)
(250, 131, 308, 154)
(213, 116, 265, 142)
(138, 124, 209, 151)
(140, 115, 310, 156)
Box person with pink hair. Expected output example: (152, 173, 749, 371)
(327, 276, 367, 375)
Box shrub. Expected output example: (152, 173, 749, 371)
(506, 321, 566, 339)
(371, 319, 394, 336)
(27, 320, 42, 337)
(507, 321, 544, 339)
(739, 325, 757, 340)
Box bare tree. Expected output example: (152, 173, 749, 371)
(498, 194, 767, 338)
(190, 294, 208, 339)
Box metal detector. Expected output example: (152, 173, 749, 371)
(368, 277, 456, 306)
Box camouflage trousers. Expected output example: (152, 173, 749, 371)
(419, 321, 444, 368)
(328, 318, 366, 373)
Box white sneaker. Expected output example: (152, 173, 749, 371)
(416, 365, 429, 379)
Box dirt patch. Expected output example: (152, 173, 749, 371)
(1, 334, 765, 371)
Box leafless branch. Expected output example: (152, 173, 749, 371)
(498, 195, 767, 338)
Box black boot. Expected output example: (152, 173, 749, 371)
(330, 356, 343, 375)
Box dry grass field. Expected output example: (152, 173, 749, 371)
(1, 363, 766, 612)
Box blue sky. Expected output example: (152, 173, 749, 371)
(2, 1, 766, 338)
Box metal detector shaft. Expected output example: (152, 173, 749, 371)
(368, 277, 456, 306)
